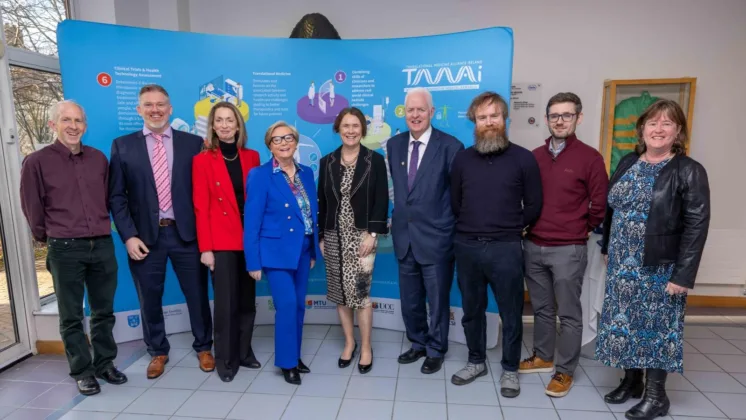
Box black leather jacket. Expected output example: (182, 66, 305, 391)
(601, 152, 710, 289)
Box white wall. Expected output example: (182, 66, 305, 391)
(74, 0, 746, 295)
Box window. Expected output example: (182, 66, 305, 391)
(1, 0, 68, 57)
(2, 0, 67, 301)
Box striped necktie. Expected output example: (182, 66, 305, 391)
(151, 133, 172, 211)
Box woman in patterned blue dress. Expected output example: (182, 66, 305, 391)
(596, 100, 710, 420)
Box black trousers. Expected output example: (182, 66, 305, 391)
(455, 237, 524, 371)
(47, 236, 118, 380)
(213, 251, 257, 376)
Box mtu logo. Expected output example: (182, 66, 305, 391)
(127, 314, 140, 328)
(306, 299, 333, 309)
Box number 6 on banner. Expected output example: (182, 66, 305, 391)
(97, 72, 112, 87)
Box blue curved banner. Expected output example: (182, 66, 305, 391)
(58, 21, 513, 345)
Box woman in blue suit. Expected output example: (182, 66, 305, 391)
(244, 121, 318, 385)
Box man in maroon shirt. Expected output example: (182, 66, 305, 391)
(519, 93, 609, 398)
(20, 100, 127, 396)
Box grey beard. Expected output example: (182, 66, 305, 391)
(474, 135, 508, 155)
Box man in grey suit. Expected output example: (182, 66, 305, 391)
(386, 87, 464, 374)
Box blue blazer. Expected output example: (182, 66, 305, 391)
(109, 130, 203, 246)
(386, 128, 464, 264)
(244, 160, 318, 271)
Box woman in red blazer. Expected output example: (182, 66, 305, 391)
(193, 102, 260, 382)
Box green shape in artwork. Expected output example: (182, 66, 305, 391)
(610, 91, 659, 175)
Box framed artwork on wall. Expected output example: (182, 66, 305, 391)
(599, 77, 696, 175)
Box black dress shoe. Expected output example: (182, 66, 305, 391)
(421, 357, 443, 374)
(282, 367, 301, 385)
(339, 342, 358, 368)
(95, 366, 128, 385)
(358, 348, 373, 374)
(398, 348, 426, 364)
(218, 372, 235, 382)
(76, 376, 101, 396)
(297, 358, 310, 374)
(240, 353, 262, 369)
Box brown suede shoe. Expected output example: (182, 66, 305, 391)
(147, 355, 169, 379)
(198, 351, 215, 372)
(545, 372, 573, 397)
(518, 353, 554, 374)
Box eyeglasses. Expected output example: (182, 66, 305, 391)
(270, 134, 297, 144)
(548, 113, 577, 122)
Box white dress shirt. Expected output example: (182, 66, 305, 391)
(407, 125, 433, 172)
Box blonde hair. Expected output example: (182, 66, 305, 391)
(204, 102, 247, 150)
(264, 121, 299, 149)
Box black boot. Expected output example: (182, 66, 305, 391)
(604, 368, 644, 404)
(625, 369, 670, 420)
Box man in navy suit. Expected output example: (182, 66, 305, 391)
(386, 87, 464, 374)
(109, 84, 213, 379)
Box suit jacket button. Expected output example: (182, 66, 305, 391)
(285, 203, 289, 208)
(218, 198, 223, 201)
(287, 216, 291, 220)
(216, 182, 220, 186)
(223, 212, 227, 216)
(290, 228, 294, 232)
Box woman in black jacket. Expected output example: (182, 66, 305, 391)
(318, 107, 389, 374)
(596, 99, 710, 420)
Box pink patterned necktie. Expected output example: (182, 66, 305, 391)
(150, 133, 172, 212)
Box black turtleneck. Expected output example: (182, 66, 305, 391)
(219, 140, 245, 221)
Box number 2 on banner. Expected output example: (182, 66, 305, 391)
(97, 72, 112, 87)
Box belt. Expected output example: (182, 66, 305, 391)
(159, 218, 176, 227)
(48, 234, 111, 241)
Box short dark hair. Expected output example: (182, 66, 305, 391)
(635, 99, 688, 156)
(546, 92, 582, 116)
(333, 107, 367, 137)
(466, 91, 509, 122)
(139, 84, 170, 98)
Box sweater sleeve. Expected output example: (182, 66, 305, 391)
(450, 150, 464, 218)
(522, 152, 543, 228)
(586, 153, 610, 230)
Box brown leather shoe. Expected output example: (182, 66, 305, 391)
(518, 353, 554, 374)
(198, 351, 215, 372)
(147, 355, 169, 379)
(545, 372, 574, 397)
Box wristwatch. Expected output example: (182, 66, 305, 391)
(370, 232, 377, 238)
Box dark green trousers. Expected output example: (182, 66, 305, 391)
(47, 235, 118, 379)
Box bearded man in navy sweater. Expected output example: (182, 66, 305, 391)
(518, 92, 609, 398)
(449, 92, 542, 398)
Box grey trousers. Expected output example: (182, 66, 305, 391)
(523, 240, 588, 376)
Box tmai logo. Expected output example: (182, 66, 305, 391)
(403, 65, 482, 92)
(306, 299, 334, 309)
(372, 301, 395, 314)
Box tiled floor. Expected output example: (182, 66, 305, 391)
(3, 322, 746, 419)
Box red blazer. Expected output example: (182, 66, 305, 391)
(193, 146, 260, 252)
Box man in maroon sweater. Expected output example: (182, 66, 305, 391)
(518, 92, 608, 398)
